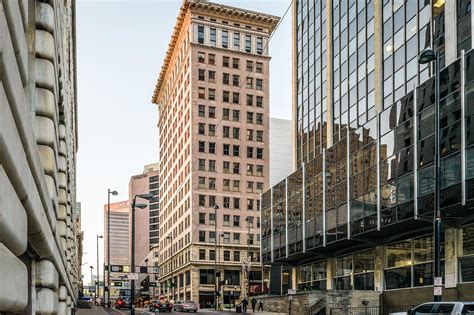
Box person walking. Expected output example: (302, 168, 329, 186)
(258, 300, 263, 312)
(251, 298, 257, 312)
(242, 298, 249, 314)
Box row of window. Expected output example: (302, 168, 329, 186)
(197, 142, 264, 159)
(198, 213, 260, 227)
(198, 124, 264, 141)
(198, 195, 260, 211)
(197, 26, 264, 55)
(198, 177, 264, 193)
(198, 105, 264, 122)
(197, 52, 264, 73)
(198, 159, 264, 176)
(198, 69, 264, 90)
(198, 88, 265, 104)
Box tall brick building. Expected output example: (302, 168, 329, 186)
(151, 0, 279, 307)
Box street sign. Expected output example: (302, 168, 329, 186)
(153, 267, 159, 273)
(110, 265, 130, 273)
(434, 277, 443, 286)
(129, 273, 139, 280)
(149, 282, 157, 287)
(288, 289, 296, 295)
(289, 295, 293, 300)
(112, 282, 123, 287)
(434, 286, 442, 296)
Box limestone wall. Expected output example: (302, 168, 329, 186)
(0, 0, 79, 313)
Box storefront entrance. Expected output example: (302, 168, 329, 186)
(198, 291, 214, 309)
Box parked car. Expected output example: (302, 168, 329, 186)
(149, 300, 173, 312)
(115, 297, 131, 310)
(174, 300, 199, 312)
(392, 302, 474, 315)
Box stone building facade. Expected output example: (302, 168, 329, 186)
(151, 0, 279, 308)
(0, 0, 79, 313)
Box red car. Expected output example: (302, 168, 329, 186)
(149, 300, 173, 312)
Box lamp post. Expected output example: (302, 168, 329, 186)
(97, 235, 103, 305)
(106, 189, 118, 307)
(418, 48, 442, 302)
(90, 265, 94, 300)
(245, 217, 251, 299)
(130, 193, 154, 315)
(166, 235, 174, 301)
(213, 204, 219, 310)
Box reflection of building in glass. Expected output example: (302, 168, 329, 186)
(261, 0, 474, 310)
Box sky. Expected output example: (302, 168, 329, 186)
(76, 0, 292, 281)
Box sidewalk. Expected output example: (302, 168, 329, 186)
(200, 309, 286, 315)
(77, 306, 108, 315)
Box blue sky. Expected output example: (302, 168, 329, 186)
(76, 0, 292, 280)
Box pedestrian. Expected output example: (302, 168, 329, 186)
(258, 300, 263, 312)
(242, 298, 249, 314)
(251, 298, 257, 312)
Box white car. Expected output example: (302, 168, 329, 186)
(391, 302, 474, 315)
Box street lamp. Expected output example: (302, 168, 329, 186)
(131, 193, 154, 315)
(90, 265, 94, 299)
(213, 204, 219, 310)
(245, 217, 251, 299)
(166, 235, 174, 301)
(418, 47, 442, 302)
(97, 235, 103, 305)
(106, 189, 118, 307)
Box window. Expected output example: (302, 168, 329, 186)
(233, 233, 241, 244)
(198, 51, 205, 63)
(223, 232, 230, 244)
(199, 231, 206, 242)
(198, 105, 205, 117)
(256, 165, 263, 176)
(199, 249, 206, 260)
(256, 182, 263, 193)
(232, 58, 239, 69)
(209, 177, 216, 190)
(233, 110, 240, 122)
(233, 198, 240, 209)
(233, 32, 240, 49)
(256, 37, 263, 55)
(233, 163, 240, 174)
(256, 79, 263, 90)
(223, 56, 230, 67)
(223, 126, 230, 138)
(223, 144, 230, 155)
(223, 214, 230, 226)
(256, 96, 263, 107)
(247, 129, 254, 141)
(247, 147, 254, 158)
(223, 91, 230, 102)
(256, 113, 263, 125)
(247, 181, 254, 193)
(224, 250, 230, 261)
(247, 164, 254, 175)
(209, 106, 216, 118)
(223, 196, 230, 208)
(460, 225, 474, 283)
(233, 180, 240, 192)
(256, 62, 263, 73)
(210, 27, 216, 46)
(198, 141, 205, 153)
(223, 180, 230, 192)
(256, 148, 263, 159)
(233, 92, 240, 104)
(234, 251, 240, 261)
(209, 160, 216, 172)
(247, 112, 254, 123)
(233, 215, 240, 227)
(199, 270, 215, 285)
(208, 54, 215, 65)
(208, 89, 215, 100)
(247, 94, 254, 106)
(198, 25, 204, 44)
(199, 194, 205, 206)
(198, 176, 206, 188)
(198, 87, 205, 99)
(209, 213, 216, 225)
(233, 75, 240, 86)
(199, 159, 206, 171)
(208, 124, 215, 136)
(198, 123, 205, 135)
(248, 234, 254, 245)
(208, 142, 216, 154)
(223, 108, 230, 120)
(198, 69, 205, 81)
(209, 231, 216, 243)
(209, 250, 216, 261)
(247, 199, 254, 210)
(233, 145, 240, 156)
(223, 73, 230, 85)
(222, 29, 228, 48)
(256, 130, 263, 142)
(245, 34, 252, 52)
(208, 70, 216, 82)
(246, 77, 253, 89)
(224, 270, 240, 285)
(246, 60, 253, 71)
(199, 213, 206, 224)
(223, 161, 230, 173)
(233, 127, 240, 139)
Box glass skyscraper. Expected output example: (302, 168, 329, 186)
(261, 0, 474, 307)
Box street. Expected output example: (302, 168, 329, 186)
(77, 307, 282, 315)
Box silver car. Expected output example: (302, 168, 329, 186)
(173, 300, 199, 312)
(391, 302, 474, 315)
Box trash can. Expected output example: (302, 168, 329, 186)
(236, 305, 242, 313)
